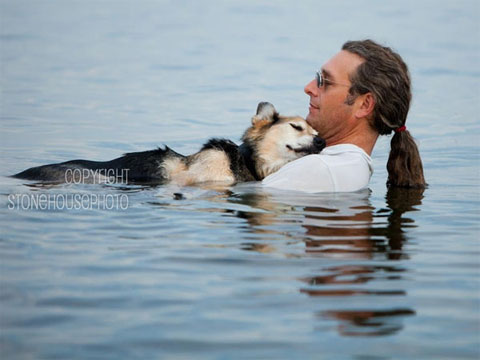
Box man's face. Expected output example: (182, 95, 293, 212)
(304, 50, 365, 141)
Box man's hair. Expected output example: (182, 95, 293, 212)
(342, 39, 426, 188)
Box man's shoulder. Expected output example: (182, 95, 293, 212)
(262, 143, 373, 193)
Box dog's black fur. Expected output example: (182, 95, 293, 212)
(13, 147, 176, 183)
(12, 140, 265, 184)
(12, 102, 326, 185)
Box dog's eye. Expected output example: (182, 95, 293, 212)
(290, 123, 304, 131)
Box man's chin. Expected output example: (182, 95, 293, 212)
(306, 113, 316, 127)
(306, 116, 323, 135)
(307, 105, 320, 118)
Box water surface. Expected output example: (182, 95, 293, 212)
(1, 1, 479, 359)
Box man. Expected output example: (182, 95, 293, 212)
(262, 39, 426, 192)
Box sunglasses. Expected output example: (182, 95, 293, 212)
(315, 71, 350, 88)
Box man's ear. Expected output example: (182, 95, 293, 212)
(354, 93, 375, 119)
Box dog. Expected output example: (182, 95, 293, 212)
(13, 102, 326, 186)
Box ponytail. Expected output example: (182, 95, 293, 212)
(386, 130, 426, 188)
(342, 40, 427, 188)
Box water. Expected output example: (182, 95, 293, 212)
(1, 1, 479, 359)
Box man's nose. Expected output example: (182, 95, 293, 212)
(304, 78, 318, 97)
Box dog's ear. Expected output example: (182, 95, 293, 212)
(252, 102, 277, 126)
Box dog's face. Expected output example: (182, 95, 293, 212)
(243, 102, 326, 178)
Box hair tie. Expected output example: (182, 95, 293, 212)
(395, 125, 407, 133)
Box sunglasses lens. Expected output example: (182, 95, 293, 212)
(316, 72, 322, 87)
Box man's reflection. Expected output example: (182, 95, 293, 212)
(303, 187, 423, 336)
(321, 308, 416, 337)
(231, 186, 424, 337)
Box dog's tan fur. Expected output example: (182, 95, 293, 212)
(13, 102, 325, 185)
(247, 115, 319, 179)
(163, 150, 235, 186)
(159, 103, 322, 186)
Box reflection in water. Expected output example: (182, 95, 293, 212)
(229, 186, 424, 337)
(303, 187, 424, 336)
(372, 187, 425, 260)
(302, 187, 424, 260)
(321, 308, 416, 337)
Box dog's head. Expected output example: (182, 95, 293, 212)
(242, 102, 326, 179)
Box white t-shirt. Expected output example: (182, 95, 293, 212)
(262, 144, 373, 193)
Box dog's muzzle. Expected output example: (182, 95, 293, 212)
(288, 136, 326, 154)
(313, 136, 326, 152)
(303, 136, 326, 154)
